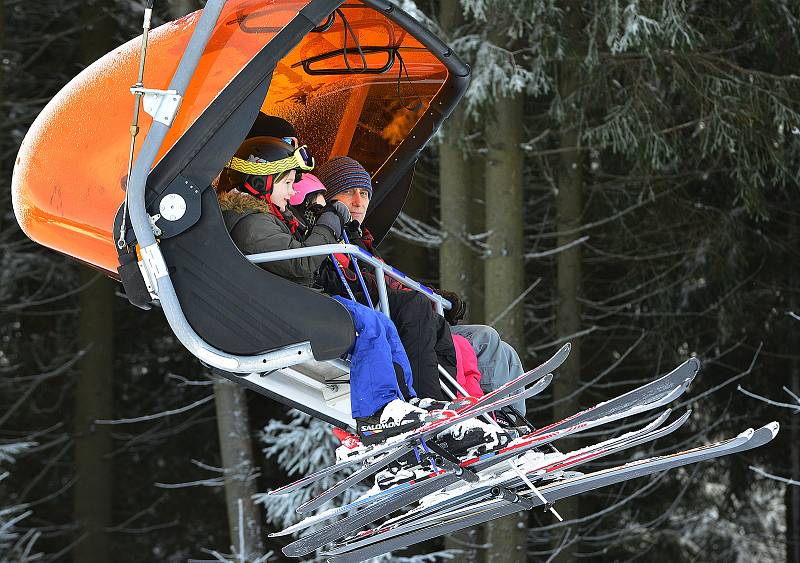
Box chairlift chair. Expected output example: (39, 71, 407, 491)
(12, 0, 470, 429)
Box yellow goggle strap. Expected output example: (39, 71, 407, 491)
(226, 146, 315, 176)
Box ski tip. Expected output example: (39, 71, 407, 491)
(687, 356, 701, 371)
(562, 342, 572, 353)
(653, 408, 672, 424)
(763, 421, 780, 437)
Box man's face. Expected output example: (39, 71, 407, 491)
(332, 188, 371, 223)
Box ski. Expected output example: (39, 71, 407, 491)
(280, 379, 555, 557)
(272, 408, 677, 538)
(321, 422, 779, 562)
(369, 422, 775, 546)
(536, 357, 699, 435)
(294, 445, 412, 515)
(330, 408, 690, 546)
(274, 359, 696, 539)
(269, 372, 555, 497)
(282, 380, 688, 557)
(461, 372, 694, 474)
(455, 343, 570, 415)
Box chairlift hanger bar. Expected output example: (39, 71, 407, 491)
(118, 0, 156, 250)
(126, 0, 319, 373)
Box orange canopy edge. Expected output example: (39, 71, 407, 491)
(12, 0, 449, 276)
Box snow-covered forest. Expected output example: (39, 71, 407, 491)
(2, 0, 799, 562)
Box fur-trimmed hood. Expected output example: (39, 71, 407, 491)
(218, 187, 337, 288)
(217, 189, 271, 215)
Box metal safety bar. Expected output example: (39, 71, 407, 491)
(246, 243, 452, 318)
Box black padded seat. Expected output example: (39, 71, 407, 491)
(159, 187, 355, 359)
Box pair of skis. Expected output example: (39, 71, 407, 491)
(321, 422, 779, 562)
(269, 343, 572, 499)
(278, 356, 701, 556)
(275, 405, 687, 539)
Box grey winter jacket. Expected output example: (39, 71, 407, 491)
(218, 190, 337, 287)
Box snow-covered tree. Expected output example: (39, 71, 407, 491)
(431, 0, 800, 561)
(0, 443, 42, 563)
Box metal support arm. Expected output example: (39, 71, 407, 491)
(126, 1, 315, 374)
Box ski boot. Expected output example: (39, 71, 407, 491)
(355, 399, 429, 446)
(434, 418, 512, 459)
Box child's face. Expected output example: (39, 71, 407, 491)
(269, 170, 297, 211)
(311, 193, 326, 206)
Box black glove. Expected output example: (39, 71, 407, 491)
(315, 201, 351, 238)
(435, 289, 467, 325)
(343, 220, 363, 242)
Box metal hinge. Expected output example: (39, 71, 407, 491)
(149, 213, 162, 236)
(130, 87, 182, 126)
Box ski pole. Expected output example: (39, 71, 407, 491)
(330, 253, 358, 302)
(342, 231, 375, 310)
(436, 369, 563, 520)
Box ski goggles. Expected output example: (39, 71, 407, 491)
(281, 137, 314, 169)
(227, 145, 315, 176)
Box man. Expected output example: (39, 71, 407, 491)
(315, 157, 458, 402)
(315, 157, 527, 415)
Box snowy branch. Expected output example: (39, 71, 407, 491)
(390, 212, 444, 247)
(674, 343, 762, 410)
(530, 325, 599, 351)
(749, 466, 800, 487)
(95, 394, 215, 425)
(525, 236, 590, 260)
(488, 278, 542, 327)
(154, 477, 224, 489)
(737, 385, 800, 413)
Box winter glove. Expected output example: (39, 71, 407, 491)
(315, 201, 351, 239)
(343, 220, 363, 243)
(434, 288, 467, 325)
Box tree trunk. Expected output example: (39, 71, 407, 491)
(788, 213, 800, 563)
(439, 104, 473, 301)
(481, 90, 527, 563)
(484, 94, 525, 352)
(214, 379, 265, 560)
(73, 3, 116, 561)
(73, 269, 115, 563)
(468, 153, 487, 323)
(789, 359, 800, 563)
(552, 2, 585, 559)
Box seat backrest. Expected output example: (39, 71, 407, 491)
(159, 187, 355, 359)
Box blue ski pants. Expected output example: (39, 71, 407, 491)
(333, 296, 417, 418)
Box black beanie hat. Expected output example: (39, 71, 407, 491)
(247, 114, 297, 139)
